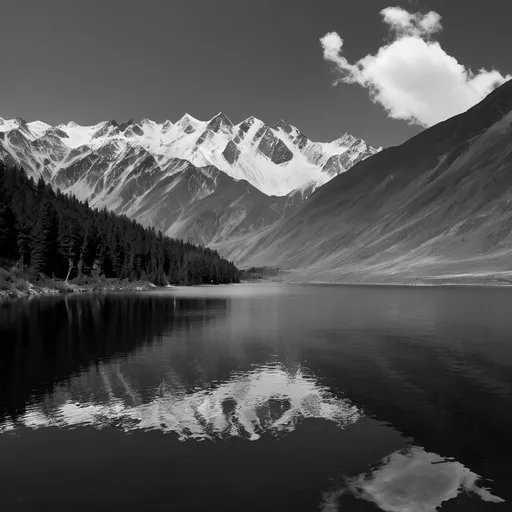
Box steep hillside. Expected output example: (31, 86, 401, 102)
(115, 160, 308, 246)
(221, 80, 512, 284)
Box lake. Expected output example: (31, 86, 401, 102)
(0, 283, 510, 511)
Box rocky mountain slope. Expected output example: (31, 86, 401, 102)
(0, 114, 378, 246)
(218, 80, 512, 284)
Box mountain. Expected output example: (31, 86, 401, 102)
(0, 114, 378, 248)
(218, 80, 512, 284)
(0, 114, 379, 195)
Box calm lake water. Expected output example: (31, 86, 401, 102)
(0, 283, 511, 511)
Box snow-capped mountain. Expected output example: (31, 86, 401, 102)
(0, 114, 379, 195)
(0, 114, 379, 247)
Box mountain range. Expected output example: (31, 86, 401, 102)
(4, 80, 512, 284)
(0, 114, 378, 248)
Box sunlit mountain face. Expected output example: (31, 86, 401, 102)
(0, 115, 379, 197)
(320, 446, 505, 512)
(0, 362, 361, 441)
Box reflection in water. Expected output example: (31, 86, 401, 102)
(1, 285, 512, 510)
(321, 446, 504, 511)
(0, 293, 227, 422)
(0, 363, 361, 440)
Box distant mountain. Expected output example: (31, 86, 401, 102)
(218, 80, 512, 284)
(0, 114, 378, 196)
(0, 114, 378, 246)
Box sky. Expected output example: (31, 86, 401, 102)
(1, 0, 511, 147)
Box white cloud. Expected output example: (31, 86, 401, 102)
(381, 7, 442, 37)
(320, 7, 511, 127)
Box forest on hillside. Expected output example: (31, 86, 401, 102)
(0, 161, 239, 285)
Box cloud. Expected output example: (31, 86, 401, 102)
(320, 7, 511, 127)
(381, 6, 442, 37)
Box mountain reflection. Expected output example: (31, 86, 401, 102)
(321, 446, 504, 511)
(0, 293, 227, 422)
(0, 362, 361, 440)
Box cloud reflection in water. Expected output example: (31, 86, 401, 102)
(321, 446, 504, 511)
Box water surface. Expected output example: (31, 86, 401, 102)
(0, 284, 510, 511)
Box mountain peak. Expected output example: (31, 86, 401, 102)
(208, 112, 233, 128)
(27, 120, 52, 138)
(178, 113, 200, 124)
(272, 119, 294, 134)
(117, 119, 134, 131)
(331, 133, 357, 147)
(0, 118, 20, 132)
(175, 114, 202, 134)
(237, 116, 265, 135)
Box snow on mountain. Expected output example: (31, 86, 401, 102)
(0, 117, 25, 133)
(0, 113, 379, 197)
(27, 120, 52, 138)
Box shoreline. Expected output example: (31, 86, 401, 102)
(0, 279, 243, 301)
(240, 276, 512, 288)
(4, 276, 512, 300)
(288, 280, 512, 288)
(0, 279, 159, 301)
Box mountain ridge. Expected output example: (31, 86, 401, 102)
(0, 113, 379, 248)
(0, 113, 380, 197)
(216, 80, 512, 284)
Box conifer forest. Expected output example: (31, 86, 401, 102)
(0, 161, 239, 285)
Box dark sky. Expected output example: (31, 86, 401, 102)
(1, 0, 510, 147)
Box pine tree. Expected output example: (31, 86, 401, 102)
(35, 175, 46, 197)
(0, 204, 17, 259)
(59, 221, 81, 281)
(92, 240, 108, 278)
(30, 200, 59, 275)
(110, 230, 123, 277)
(121, 242, 134, 279)
(77, 227, 90, 277)
(16, 220, 32, 269)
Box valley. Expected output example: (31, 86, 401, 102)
(3, 82, 512, 285)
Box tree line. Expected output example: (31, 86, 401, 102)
(0, 161, 239, 285)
